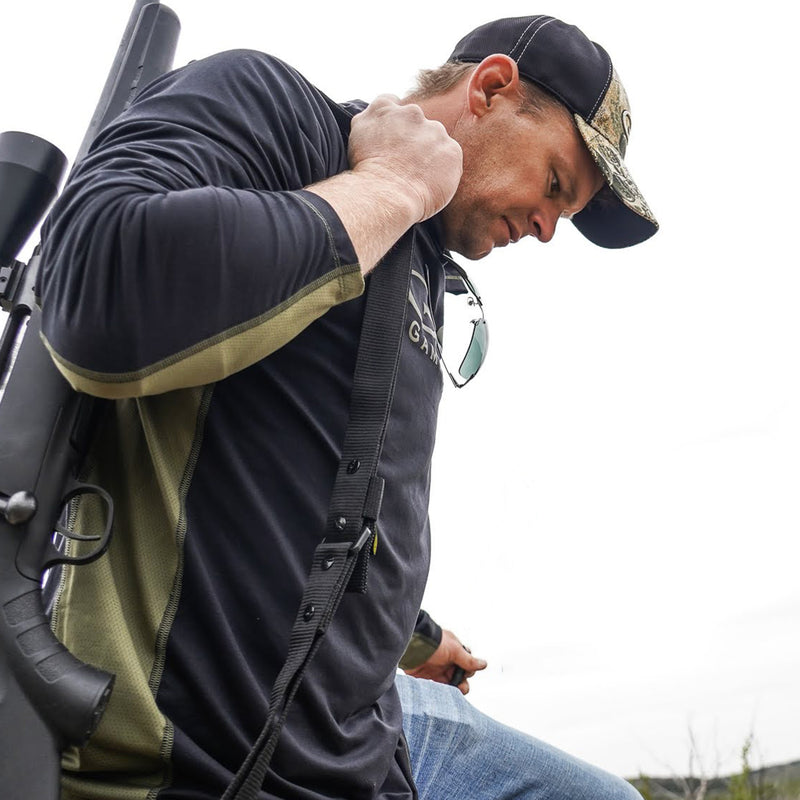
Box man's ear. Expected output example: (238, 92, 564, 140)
(466, 54, 520, 117)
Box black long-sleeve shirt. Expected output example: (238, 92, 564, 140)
(41, 50, 448, 800)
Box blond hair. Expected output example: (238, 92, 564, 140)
(408, 60, 571, 122)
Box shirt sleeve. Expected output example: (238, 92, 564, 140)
(398, 609, 443, 670)
(39, 50, 364, 398)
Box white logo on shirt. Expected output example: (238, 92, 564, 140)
(407, 268, 440, 366)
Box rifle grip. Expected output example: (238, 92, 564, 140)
(2, 584, 114, 746)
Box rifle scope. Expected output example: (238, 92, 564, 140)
(0, 131, 67, 267)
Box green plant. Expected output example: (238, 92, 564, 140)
(725, 737, 777, 800)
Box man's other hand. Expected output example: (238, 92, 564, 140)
(403, 628, 487, 695)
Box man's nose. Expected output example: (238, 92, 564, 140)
(530, 207, 558, 243)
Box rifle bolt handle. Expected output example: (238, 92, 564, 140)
(0, 490, 37, 525)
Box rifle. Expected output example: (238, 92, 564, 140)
(0, 3, 180, 796)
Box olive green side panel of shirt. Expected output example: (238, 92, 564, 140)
(399, 632, 440, 670)
(42, 264, 363, 399)
(52, 385, 214, 799)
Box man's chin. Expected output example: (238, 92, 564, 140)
(446, 237, 494, 261)
(441, 217, 495, 260)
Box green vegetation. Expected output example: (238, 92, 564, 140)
(629, 737, 800, 800)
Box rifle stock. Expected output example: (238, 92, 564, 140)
(0, 4, 180, 796)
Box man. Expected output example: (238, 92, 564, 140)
(39, 13, 657, 800)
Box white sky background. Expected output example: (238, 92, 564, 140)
(2, 0, 799, 781)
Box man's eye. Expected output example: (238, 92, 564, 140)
(550, 174, 560, 194)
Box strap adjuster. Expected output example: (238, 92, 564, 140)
(349, 524, 373, 556)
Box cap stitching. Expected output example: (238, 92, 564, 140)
(587, 63, 613, 120)
(515, 17, 556, 61)
(508, 15, 547, 56)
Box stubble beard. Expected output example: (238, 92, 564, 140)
(439, 199, 496, 261)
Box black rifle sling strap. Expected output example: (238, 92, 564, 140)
(222, 230, 418, 800)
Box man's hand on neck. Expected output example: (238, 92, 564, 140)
(306, 95, 462, 274)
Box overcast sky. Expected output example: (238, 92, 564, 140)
(2, 0, 798, 781)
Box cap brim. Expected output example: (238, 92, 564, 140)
(572, 115, 659, 249)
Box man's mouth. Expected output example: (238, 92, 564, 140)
(503, 217, 520, 245)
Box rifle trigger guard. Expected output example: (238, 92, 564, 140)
(43, 481, 115, 570)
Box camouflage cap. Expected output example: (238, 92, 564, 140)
(449, 15, 658, 248)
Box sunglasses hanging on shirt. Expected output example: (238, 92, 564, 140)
(438, 256, 489, 388)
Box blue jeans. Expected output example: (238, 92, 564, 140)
(396, 674, 642, 800)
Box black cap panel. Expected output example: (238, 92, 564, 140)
(449, 16, 612, 123)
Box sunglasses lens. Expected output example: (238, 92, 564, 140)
(458, 319, 488, 381)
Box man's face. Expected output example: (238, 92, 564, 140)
(440, 99, 604, 260)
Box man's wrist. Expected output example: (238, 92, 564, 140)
(306, 169, 421, 273)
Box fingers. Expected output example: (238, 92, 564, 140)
(451, 668, 472, 696)
(348, 95, 463, 222)
(453, 646, 488, 674)
(443, 633, 488, 694)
